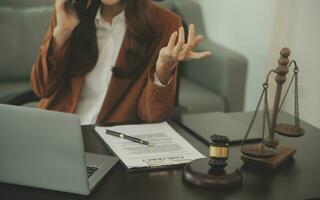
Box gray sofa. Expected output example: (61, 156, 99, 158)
(0, 0, 247, 114)
(0, 0, 52, 105)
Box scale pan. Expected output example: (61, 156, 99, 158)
(241, 144, 276, 159)
(275, 123, 305, 137)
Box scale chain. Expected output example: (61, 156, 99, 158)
(241, 81, 273, 156)
(264, 85, 272, 134)
(295, 71, 300, 128)
(261, 84, 272, 155)
(241, 85, 266, 147)
(278, 60, 302, 129)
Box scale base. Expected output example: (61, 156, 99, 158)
(241, 143, 276, 158)
(241, 144, 296, 170)
(182, 158, 242, 189)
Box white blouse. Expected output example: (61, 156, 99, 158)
(76, 8, 165, 125)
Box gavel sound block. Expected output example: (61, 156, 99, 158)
(183, 135, 242, 189)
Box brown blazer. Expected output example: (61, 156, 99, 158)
(31, 3, 182, 125)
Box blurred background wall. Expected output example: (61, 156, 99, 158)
(189, 0, 320, 128)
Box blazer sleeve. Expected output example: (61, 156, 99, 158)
(138, 17, 182, 122)
(30, 11, 71, 98)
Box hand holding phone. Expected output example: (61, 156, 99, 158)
(65, 0, 88, 20)
(52, 0, 80, 53)
(54, 0, 80, 33)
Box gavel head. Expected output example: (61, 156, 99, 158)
(209, 135, 229, 170)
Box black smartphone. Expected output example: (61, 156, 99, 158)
(64, 0, 88, 19)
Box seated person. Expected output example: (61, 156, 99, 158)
(31, 0, 211, 125)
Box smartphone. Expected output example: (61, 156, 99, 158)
(64, 0, 88, 19)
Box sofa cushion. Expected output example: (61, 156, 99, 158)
(178, 77, 225, 113)
(0, 5, 53, 82)
(0, 0, 52, 7)
(0, 82, 31, 103)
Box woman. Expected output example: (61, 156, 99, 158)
(31, 0, 211, 125)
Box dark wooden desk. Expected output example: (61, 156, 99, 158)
(1, 112, 320, 200)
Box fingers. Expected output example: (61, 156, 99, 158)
(188, 24, 195, 44)
(184, 31, 212, 60)
(164, 24, 211, 63)
(178, 26, 185, 47)
(173, 27, 185, 56)
(188, 51, 212, 60)
(180, 24, 199, 56)
(167, 31, 178, 50)
(189, 34, 204, 50)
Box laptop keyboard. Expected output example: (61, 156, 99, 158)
(86, 166, 98, 179)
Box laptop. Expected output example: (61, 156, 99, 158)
(0, 104, 118, 195)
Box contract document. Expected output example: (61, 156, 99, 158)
(95, 122, 205, 171)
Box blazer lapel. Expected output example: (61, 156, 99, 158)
(96, 30, 133, 123)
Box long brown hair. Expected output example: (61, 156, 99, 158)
(67, 0, 155, 78)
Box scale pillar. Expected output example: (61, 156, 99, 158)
(265, 48, 290, 148)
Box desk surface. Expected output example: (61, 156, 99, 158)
(1, 112, 320, 200)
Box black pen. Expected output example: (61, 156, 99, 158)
(105, 129, 151, 146)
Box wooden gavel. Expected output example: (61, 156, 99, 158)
(209, 135, 229, 170)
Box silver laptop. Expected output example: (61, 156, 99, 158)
(0, 104, 118, 195)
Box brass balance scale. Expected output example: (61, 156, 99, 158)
(182, 48, 304, 189)
(241, 47, 304, 169)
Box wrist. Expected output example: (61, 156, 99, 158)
(155, 63, 177, 85)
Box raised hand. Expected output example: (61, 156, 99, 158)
(54, 0, 80, 34)
(155, 24, 212, 84)
(52, 0, 88, 51)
